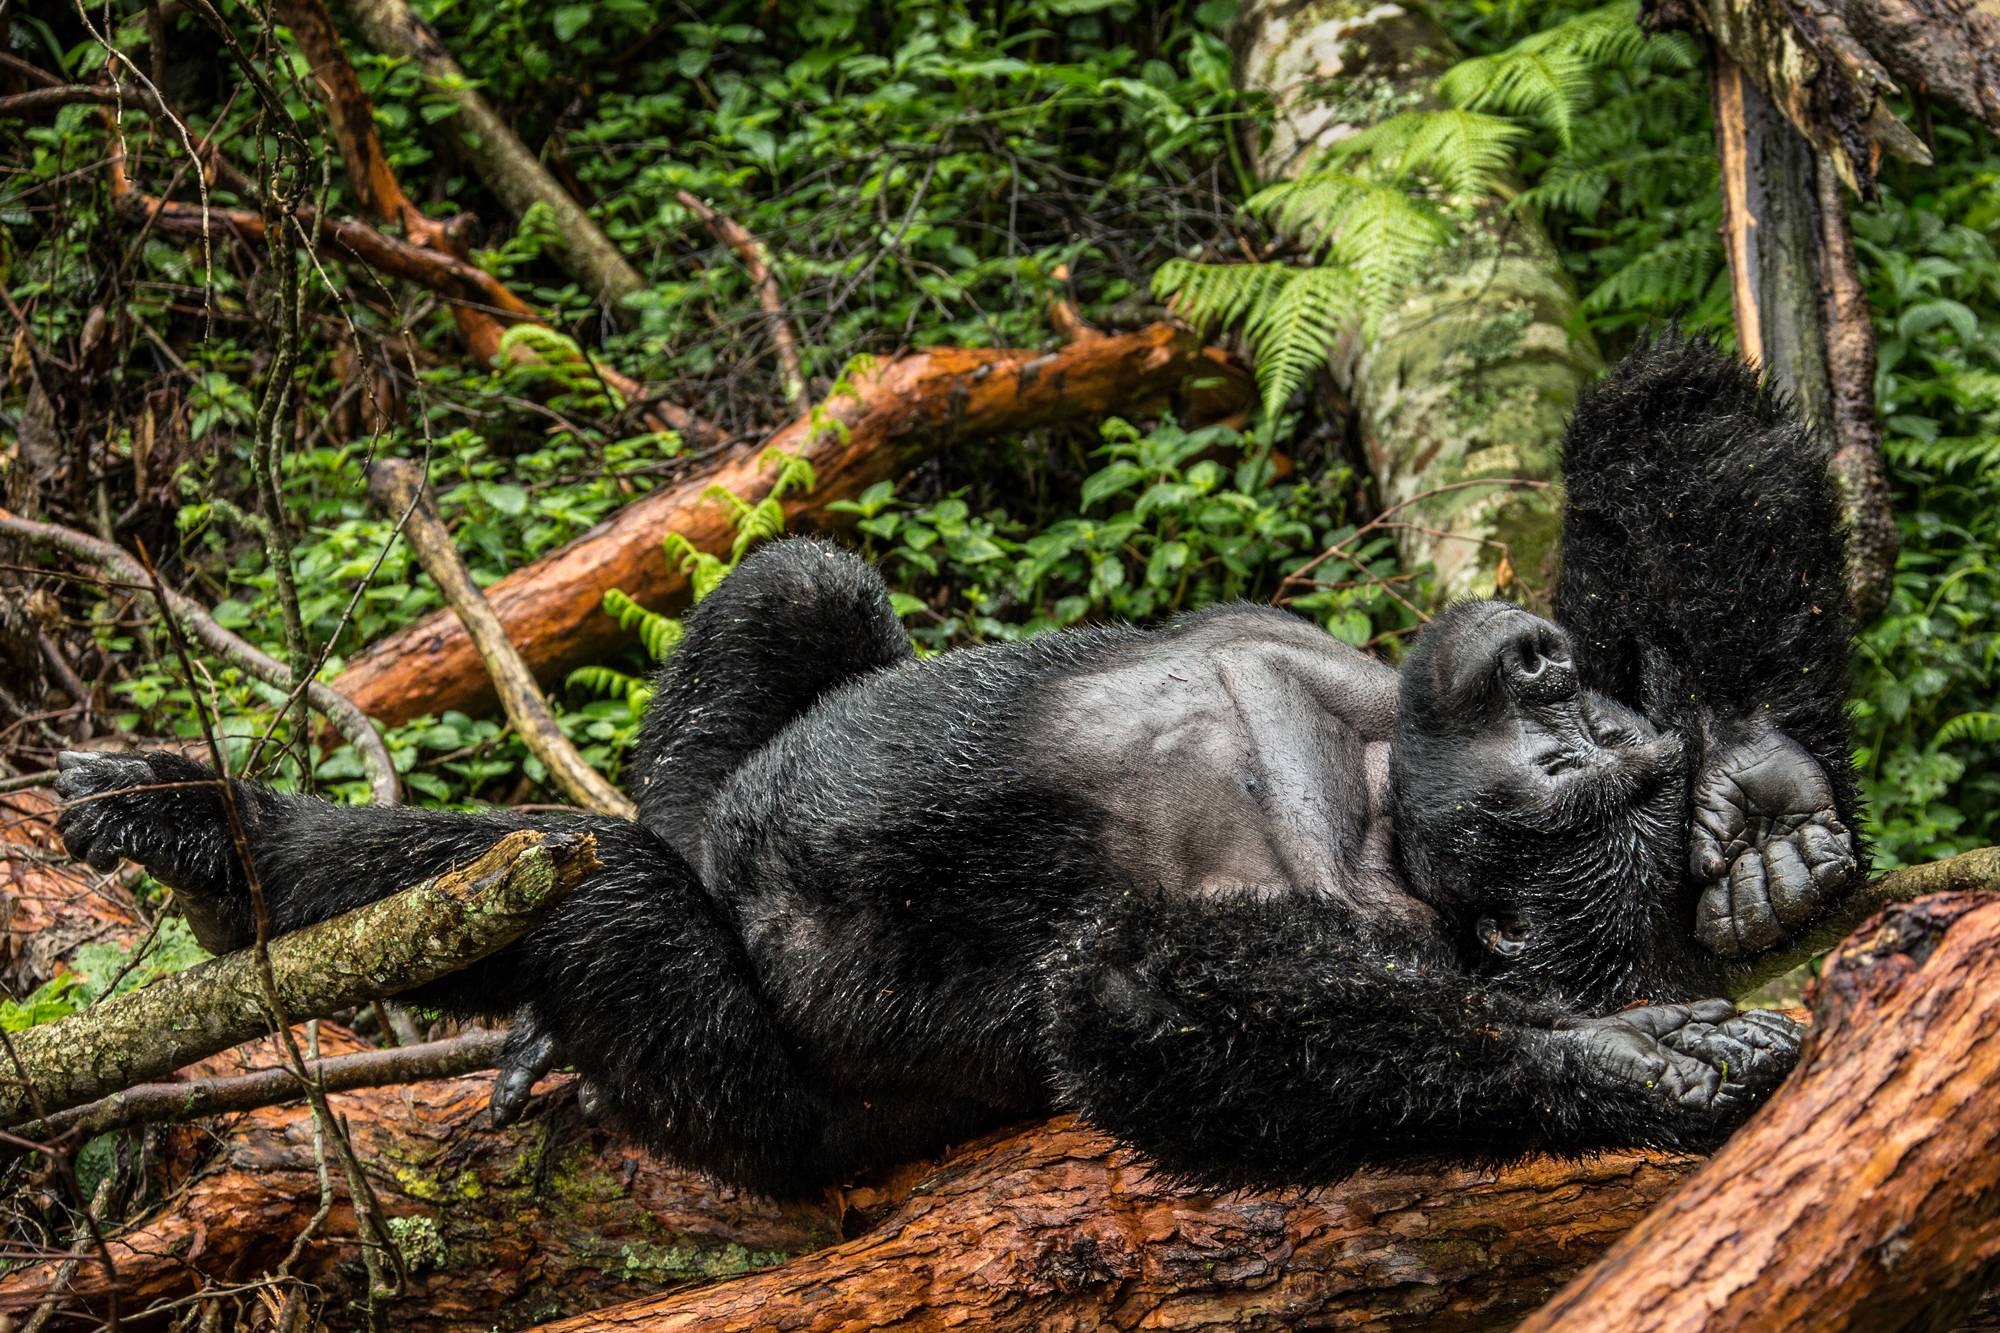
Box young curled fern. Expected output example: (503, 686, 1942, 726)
(566, 664, 655, 708)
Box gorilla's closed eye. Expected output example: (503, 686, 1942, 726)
(1536, 750, 1584, 775)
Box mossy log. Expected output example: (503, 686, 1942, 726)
(0, 829, 596, 1124)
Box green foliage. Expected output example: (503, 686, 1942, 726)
(0, 918, 209, 1031)
(1153, 0, 1711, 421)
(1842, 124, 2000, 868)
(832, 415, 1420, 651)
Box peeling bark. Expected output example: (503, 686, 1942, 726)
(1233, 0, 1596, 608)
(1520, 891, 2000, 1333)
(331, 324, 1255, 726)
(1710, 52, 1898, 623)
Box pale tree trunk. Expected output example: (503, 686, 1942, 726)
(1233, 1, 1599, 607)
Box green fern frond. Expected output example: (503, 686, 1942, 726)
(1581, 231, 1724, 311)
(1510, 1, 1648, 66)
(566, 664, 654, 707)
(1442, 52, 1593, 147)
(1882, 434, 2000, 474)
(662, 531, 733, 602)
(1152, 260, 1295, 334)
(1317, 111, 1527, 197)
(1240, 267, 1363, 419)
(602, 587, 686, 660)
(1249, 173, 1454, 292)
(1935, 711, 2000, 747)
(761, 447, 818, 502)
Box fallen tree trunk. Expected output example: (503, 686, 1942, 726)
(1520, 889, 2000, 1332)
(332, 323, 1255, 726)
(0, 1031, 847, 1329)
(0, 829, 594, 1124)
(522, 1121, 1698, 1333)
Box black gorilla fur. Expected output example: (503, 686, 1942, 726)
(57, 333, 1860, 1197)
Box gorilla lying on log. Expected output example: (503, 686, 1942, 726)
(57, 334, 1864, 1196)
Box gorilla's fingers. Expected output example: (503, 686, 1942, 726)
(1729, 852, 1785, 953)
(1611, 999, 1732, 1039)
(1763, 838, 1819, 927)
(1801, 821, 1856, 890)
(577, 1080, 606, 1121)
(1695, 883, 1743, 958)
(489, 1027, 559, 1128)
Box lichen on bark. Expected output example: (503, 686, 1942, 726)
(1234, 0, 1599, 606)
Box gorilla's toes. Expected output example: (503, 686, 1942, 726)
(490, 1025, 559, 1128)
(1561, 1000, 1801, 1134)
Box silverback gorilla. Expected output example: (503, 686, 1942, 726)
(55, 334, 1863, 1196)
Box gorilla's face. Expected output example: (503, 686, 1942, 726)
(1391, 602, 1710, 1009)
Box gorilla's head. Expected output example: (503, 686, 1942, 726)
(1390, 601, 1711, 1009)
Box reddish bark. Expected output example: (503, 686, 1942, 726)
(1518, 890, 2000, 1333)
(527, 1119, 1698, 1333)
(0, 1028, 845, 1330)
(331, 324, 1255, 727)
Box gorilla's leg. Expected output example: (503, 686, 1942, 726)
(630, 537, 912, 841)
(1045, 890, 1802, 1188)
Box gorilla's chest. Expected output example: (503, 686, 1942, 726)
(1031, 627, 1409, 913)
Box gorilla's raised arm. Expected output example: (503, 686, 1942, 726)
(1553, 332, 1869, 956)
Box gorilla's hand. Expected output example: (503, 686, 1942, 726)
(1690, 732, 1856, 957)
(55, 749, 248, 953)
(1559, 1000, 1802, 1136)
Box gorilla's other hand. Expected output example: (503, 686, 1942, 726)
(1557, 1000, 1804, 1132)
(1690, 732, 1858, 958)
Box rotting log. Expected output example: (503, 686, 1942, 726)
(0, 1029, 846, 1330)
(0, 829, 596, 1123)
(1520, 889, 2000, 1333)
(524, 1119, 1700, 1333)
(331, 323, 1255, 726)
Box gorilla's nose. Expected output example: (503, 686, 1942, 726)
(1503, 624, 1578, 704)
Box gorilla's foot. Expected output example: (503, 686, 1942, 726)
(1558, 1000, 1803, 1138)
(54, 749, 249, 955)
(1691, 732, 1857, 957)
(490, 1015, 560, 1128)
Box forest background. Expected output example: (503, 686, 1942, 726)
(1, 0, 1999, 1325)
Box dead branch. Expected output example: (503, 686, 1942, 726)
(1834, 0, 2000, 135)
(331, 323, 1256, 726)
(365, 460, 635, 818)
(9, 1030, 505, 1147)
(335, 0, 646, 317)
(0, 829, 596, 1124)
(0, 508, 399, 805)
(675, 191, 806, 411)
(1519, 889, 2000, 1333)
